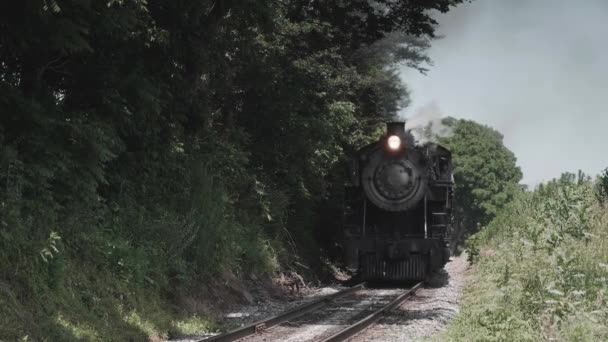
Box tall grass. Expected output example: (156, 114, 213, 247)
(441, 174, 608, 341)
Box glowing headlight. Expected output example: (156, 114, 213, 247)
(387, 135, 401, 150)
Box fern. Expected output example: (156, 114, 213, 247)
(42, 0, 61, 13)
(39, 231, 61, 263)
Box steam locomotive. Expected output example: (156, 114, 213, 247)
(342, 122, 454, 281)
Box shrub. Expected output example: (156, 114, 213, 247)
(465, 234, 480, 264)
(439, 175, 608, 341)
(596, 167, 608, 204)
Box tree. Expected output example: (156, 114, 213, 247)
(441, 118, 523, 250)
(0, 1, 472, 338)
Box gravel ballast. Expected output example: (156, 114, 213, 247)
(354, 255, 469, 341)
(173, 255, 469, 342)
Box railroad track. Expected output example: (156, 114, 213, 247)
(199, 281, 423, 342)
(320, 282, 423, 342)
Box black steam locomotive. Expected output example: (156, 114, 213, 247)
(342, 122, 454, 281)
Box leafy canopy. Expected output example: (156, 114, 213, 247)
(441, 118, 523, 244)
(0, 0, 471, 339)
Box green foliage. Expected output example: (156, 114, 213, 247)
(439, 174, 608, 341)
(465, 234, 481, 264)
(441, 118, 523, 250)
(0, 0, 468, 339)
(596, 167, 608, 204)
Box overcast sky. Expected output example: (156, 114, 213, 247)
(399, 0, 608, 186)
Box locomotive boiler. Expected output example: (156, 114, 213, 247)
(342, 122, 454, 281)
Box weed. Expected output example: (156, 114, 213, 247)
(438, 176, 608, 341)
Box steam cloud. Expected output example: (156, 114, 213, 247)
(403, 101, 454, 144)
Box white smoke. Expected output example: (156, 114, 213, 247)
(404, 101, 453, 144)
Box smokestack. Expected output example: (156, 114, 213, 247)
(386, 122, 406, 137)
(387, 121, 416, 147)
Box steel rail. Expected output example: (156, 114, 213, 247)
(198, 283, 366, 342)
(319, 281, 424, 342)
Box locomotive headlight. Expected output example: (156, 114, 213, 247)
(387, 135, 401, 150)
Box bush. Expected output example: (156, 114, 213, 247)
(0, 162, 284, 340)
(465, 234, 480, 264)
(440, 175, 608, 341)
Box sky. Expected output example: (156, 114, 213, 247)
(398, 0, 608, 186)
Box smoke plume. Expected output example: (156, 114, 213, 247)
(404, 101, 453, 144)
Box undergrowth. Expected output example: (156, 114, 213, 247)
(0, 166, 284, 341)
(440, 172, 608, 341)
